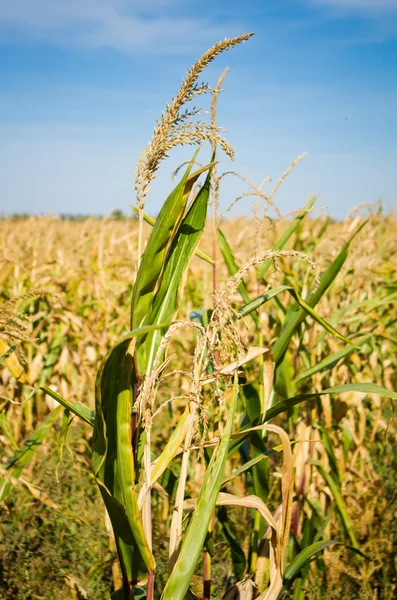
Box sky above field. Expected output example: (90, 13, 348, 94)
(1, 0, 397, 219)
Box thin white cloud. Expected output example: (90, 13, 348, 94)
(309, 0, 397, 13)
(0, 0, 228, 52)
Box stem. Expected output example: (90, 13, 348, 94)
(250, 511, 261, 573)
(137, 207, 144, 270)
(169, 409, 195, 564)
(147, 571, 155, 600)
(203, 550, 211, 600)
(131, 375, 141, 470)
(212, 206, 217, 294)
(123, 581, 131, 600)
(113, 537, 131, 599)
(203, 509, 215, 600)
(143, 426, 153, 551)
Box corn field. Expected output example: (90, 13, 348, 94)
(1, 34, 396, 600)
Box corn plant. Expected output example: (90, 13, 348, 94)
(1, 33, 397, 600)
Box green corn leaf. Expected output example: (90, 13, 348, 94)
(315, 424, 340, 485)
(311, 461, 359, 548)
(295, 334, 372, 383)
(264, 382, 397, 423)
(257, 197, 316, 279)
(94, 336, 154, 583)
(0, 406, 63, 503)
(130, 153, 198, 333)
(130, 208, 214, 265)
(218, 506, 247, 580)
(280, 538, 366, 597)
(41, 385, 95, 427)
(221, 452, 270, 486)
(39, 324, 67, 386)
(283, 540, 342, 581)
(161, 374, 239, 600)
(272, 221, 367, 365)
(217, 228, 260, 328)
(239, 383, 269, 501)
(145, 167, 212, 373)
(93, 326, 167, 585)
(237, 286, 290, 318)
(229, 382, 397, 457)
(238, 285, 356, 349)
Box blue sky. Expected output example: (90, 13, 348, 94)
(0, 0, 396, 219)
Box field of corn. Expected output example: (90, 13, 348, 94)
(1, 34, 396, 600)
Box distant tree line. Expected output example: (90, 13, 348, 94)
(0, 209, 138, 221)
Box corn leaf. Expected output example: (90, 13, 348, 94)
(145, 168, 212, 373)
(150, 409, 191, 483)
(218, 506, 247, 581)
(257, 197, 316, 279)
(272, 221, 367, 365)
(311, 461, 359, 548)
(238, 285, 356, 348)
(239, 383, 269, 503)
(131, 192, 214, 267)
(0, 406, 63, 503)
(228, 382, 397, 458)
(283, 540, 342, 581)
(264, 382, 397, 423)
(93, 326, 167, 585)
(130, 155, 197, 332)
(217, 228, 260, 328)
(131, 209, 213, 266)
(295, 334, 372, 383)
(221, 452, 270, 487)
(41, 385, 95, 427)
